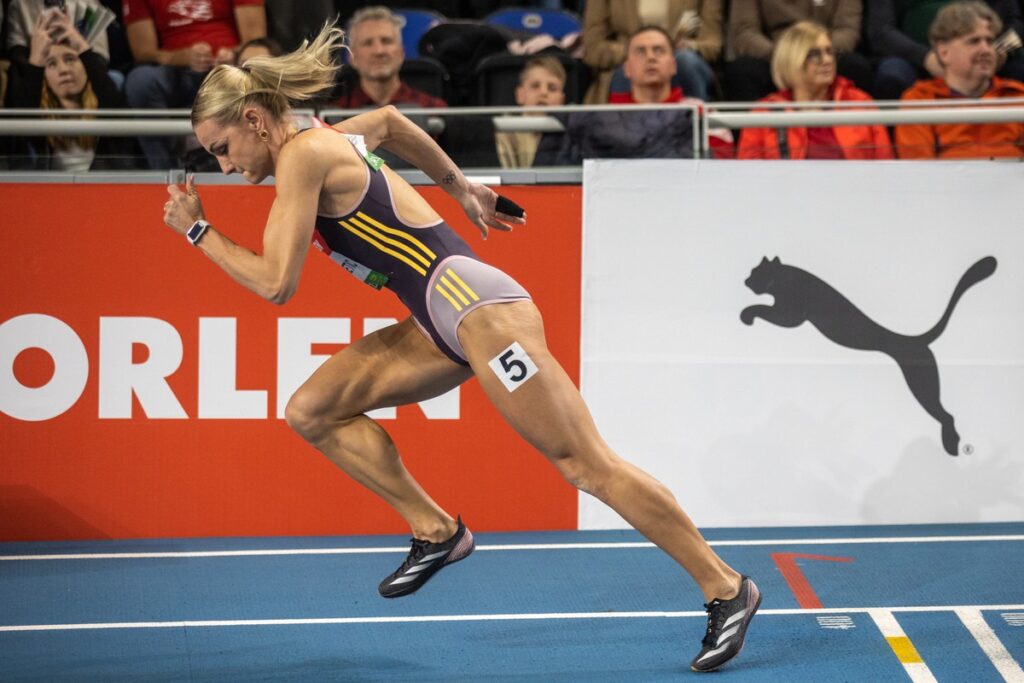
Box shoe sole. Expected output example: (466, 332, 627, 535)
(690, 581, 763, 672)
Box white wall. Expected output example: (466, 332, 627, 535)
(579, 159, 1024, 528)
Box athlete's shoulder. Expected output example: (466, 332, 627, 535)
(279, 128, 358, 177)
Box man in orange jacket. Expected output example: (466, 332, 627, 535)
(896, 1, 1024, 159)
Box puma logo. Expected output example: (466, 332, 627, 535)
(741, 256, 997, 456)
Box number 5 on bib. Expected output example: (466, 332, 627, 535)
(488, 342, 539, 392)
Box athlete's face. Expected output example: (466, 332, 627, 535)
(194, 112, 273, 183)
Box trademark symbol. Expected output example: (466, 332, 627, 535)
(962, 443, 974, 456)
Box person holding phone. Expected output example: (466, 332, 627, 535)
(4, 0, 112, 66)
(3, 6, 138, 169)
(159, 24, 761, 673)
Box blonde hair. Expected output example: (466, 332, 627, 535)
(771, 21, 829, 90)
(929, 1, 1001, 46)
(41, 75, 98, 152)
(191, 24, 346, 126)
(519, 56, 566, 85)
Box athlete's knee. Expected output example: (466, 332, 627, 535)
(284, 389, 332, 442)
(548, 447, 618, 500)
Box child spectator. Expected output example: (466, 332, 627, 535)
(495, 55, 567, 168)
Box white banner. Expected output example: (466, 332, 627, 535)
(580, 160, 1024, 528)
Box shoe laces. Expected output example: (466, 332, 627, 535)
(398, 538, 431, 572)
(701, 598, 726, 646)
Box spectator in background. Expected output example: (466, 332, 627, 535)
(495, 55, 567, 168)
(725, 0, 872, 101)
(557, 27, 694, 162)
(582, 0, 722, 103)
(235, 36, 282, 65)
(867, 0, 1024, 100)
(896, 1, 1024, 158)
(330, 6, 446, 108)
(122, 0, 266, 169)
(738, 22, 893, 159)
(4, 7, 138, 169)
(6, 0, 112, 65)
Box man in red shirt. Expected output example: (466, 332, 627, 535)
(330, 6, 446, 109)
(123, 0, 266, 168)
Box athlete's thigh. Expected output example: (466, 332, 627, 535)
(457, 301, 602, 458)
(294, 317, 473, 418)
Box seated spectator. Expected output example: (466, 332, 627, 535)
(236, 36, 283, 65)
(738, 22, 893, 158)
(6, 0, 112, 65)
(4, 8, 137, 170)
(495, 55, 567, 168)
(896, 1, 1024, 158)
(329, 6, 447, 108)
(724, 0, 872, 101)
(868, 0, 1024, 101)
(583, 0, 722, 103)
(122, 0, 266, 169)
(556, 26, 694, 162)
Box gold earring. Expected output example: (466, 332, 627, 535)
(258, 129, 270, 142)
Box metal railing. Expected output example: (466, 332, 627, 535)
(2, 99, 1024, 162)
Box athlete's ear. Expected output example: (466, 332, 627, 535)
(242, 106, 261, 131)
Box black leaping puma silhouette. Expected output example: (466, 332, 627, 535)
(741, 256, 997, 456)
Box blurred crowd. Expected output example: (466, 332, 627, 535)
(1, 0, 1022, 170)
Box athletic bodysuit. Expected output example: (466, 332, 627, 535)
(309, 131, 531, 365)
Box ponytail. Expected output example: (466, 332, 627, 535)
(191, 23, 346, 126)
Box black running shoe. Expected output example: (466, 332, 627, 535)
(378, 517, 475, 598)
(690, 576, 762, 672)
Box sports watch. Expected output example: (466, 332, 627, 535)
(186, 219, 211, 246)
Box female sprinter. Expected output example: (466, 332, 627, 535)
(161, 25, 759, 672)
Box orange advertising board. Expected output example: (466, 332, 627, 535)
(0, 183, 581, 541)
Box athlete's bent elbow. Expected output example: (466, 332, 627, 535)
(267, 286, 295, 306)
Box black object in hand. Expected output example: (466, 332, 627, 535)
(495, 195, 525, 218)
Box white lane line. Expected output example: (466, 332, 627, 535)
(956, 608, 1024, 682)
(4, 604, 1024, 633)
(2, 534, 1022, 561)
(869, 609, 938, 683)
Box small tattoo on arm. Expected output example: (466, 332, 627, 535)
(442, 170, 455, 185)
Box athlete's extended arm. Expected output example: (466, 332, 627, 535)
(334, 105, 525, 237)
(162, 136, 324, 304)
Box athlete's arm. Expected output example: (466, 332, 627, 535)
(334, 106, 526, 237)
(164, 136, 323, 304)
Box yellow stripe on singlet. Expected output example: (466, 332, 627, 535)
(445, 268, 480, 302)
(339, 220, 427, 276)
(355, 212, 437, 260)
(435, 284, 463, 311)
(346, 216, 432, 269)
(439, 276, 471, 306)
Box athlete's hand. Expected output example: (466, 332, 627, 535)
(163, 174, 206, 235)
(460, 183, 526, 239)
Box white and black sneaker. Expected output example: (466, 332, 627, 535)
(690, 576, 762, 672)
(378, 517, 475, 598)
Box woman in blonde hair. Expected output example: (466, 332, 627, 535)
(4, 7, 136, 170)
(162, 25, 760, 672)
(738, 21, 893, 159)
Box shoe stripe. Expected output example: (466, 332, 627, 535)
(723, 608, 748, 630)
(696, 640, 733, 663)
(420, 550, 449, 562)
(715, 623, 742, 646)
(404, 561, 435, 575)
(389, 574, 420, 585)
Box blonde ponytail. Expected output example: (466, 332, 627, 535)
(191, 23, 346, 126)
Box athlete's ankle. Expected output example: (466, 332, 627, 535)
(412, 516, 458, 543)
